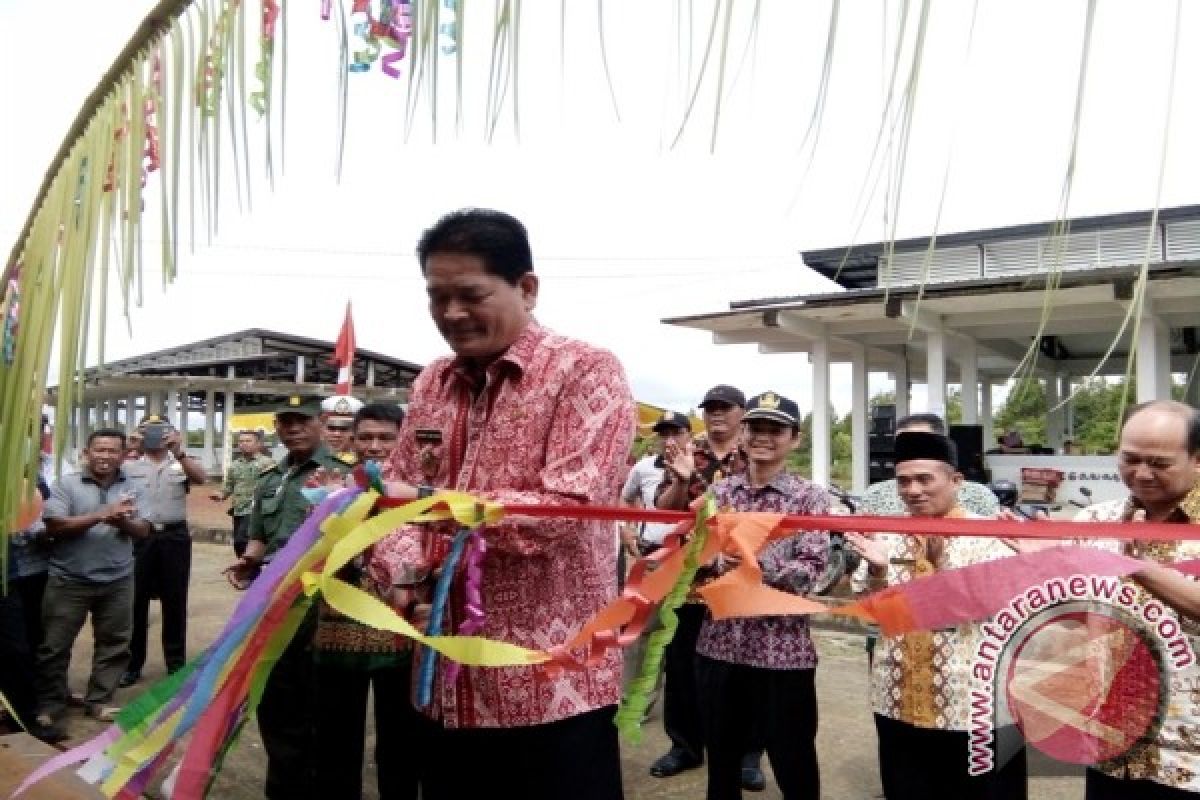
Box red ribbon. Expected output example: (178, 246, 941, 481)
(374, 496, 1194, 541)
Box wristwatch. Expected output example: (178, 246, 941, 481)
(417, 484, 435, 499)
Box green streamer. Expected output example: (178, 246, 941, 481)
(614, 493, 716, 742)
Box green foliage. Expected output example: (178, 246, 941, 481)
(1061, 378, 1130, 454)
(993, 379, 1048, 447)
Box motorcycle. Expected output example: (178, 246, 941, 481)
(989, 480, 1093, 519)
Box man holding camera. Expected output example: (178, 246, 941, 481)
(32, 429, 151, 742)
(120, 414, 207, 687)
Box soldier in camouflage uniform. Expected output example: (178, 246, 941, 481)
(210, 429, 274, 557)
(224, 394, 353, 800)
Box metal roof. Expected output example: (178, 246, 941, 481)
(50, 329, 422, 409)
(799, 204, 1200, 291)
(90, 328, 422, 378)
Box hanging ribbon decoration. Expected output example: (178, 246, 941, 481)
(440, 0, 460, 55)
(143, 49, 163, 185)
(250, 0, 280, 116)
(377, 1, 414, 79)
(102, 105, 128, 193)
(197, 1, 240, 116)
(1, 265, 20, 365)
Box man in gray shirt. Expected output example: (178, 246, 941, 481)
(32, 428, 150, 743)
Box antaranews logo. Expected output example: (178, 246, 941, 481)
(968, 573, 1194, 776)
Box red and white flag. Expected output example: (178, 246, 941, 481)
(333, 301, 356, 394)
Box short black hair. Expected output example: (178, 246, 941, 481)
(416, 209, 534, 285)
(1122, 400, 1200, 454)
(353, 403, 405, 431)
(87, 428, 127, 448)
(895, 413, 947, 436)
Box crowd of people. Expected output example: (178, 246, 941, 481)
(1, 208, 1199, 800)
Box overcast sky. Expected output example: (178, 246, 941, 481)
(2, 1, 1198, 415)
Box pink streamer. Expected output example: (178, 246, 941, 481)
(444, 530, 487, 686)
(875, 545, 1200, 637)
(11, 726, 121, 797)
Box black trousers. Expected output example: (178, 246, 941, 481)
(663, 603, 707, 758)
(231, 514, 250, 558)
(420, 705, 624, 800)
(875, 714, 1028, 800)
(0, 583, 36, 726)
(314, 658, 423, 800)
(697, 657, 819, 800)
(1086, 769, 1197, 800)
(259, 613, 318, 800)
(14, 571, 46, 659)
(128, 527, 192, 675)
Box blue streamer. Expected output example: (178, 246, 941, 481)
(416, 527, 471, 709)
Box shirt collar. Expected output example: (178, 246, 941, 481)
(286, 444, 331, 469)
(1126, 483, 1200, 523)
(726, 470, 795, 494)
(693, 435, 744, 464)
(442, 320, 545, 390)
(81, 467, 127, 486)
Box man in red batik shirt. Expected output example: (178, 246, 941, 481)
(370, 209, 636, 800)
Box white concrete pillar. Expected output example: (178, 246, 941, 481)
(125, 394, 138, 432)
(221, 366, 236, 474)
(296, 355, 306, 384)
(72, 404, 84, 452)
(894, 356, 910, 420)
(179, 392, 190, 455)
(981, 381, 994, 450)
(366, 360, 376, 387)
(958, 339, 979, 424)
(1046, 374, 1064, 450)
(811, 337, 831, 488)
(165, 389, 180, 428)
(925, 329, 947, 418)
(1063, 376, 1075, 443)
(148, 392, 163, 416)
(1136, 314, 1172, 402)
(204, 390, 216, 470)
(850, 346, 869, 494)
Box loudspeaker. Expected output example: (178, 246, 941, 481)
(869, 430, 895, 483)
(949, 424, 987, 483)
(871, 404, 896, 436)
(869, 433, 894, 457)
(869, 457, 895, 485)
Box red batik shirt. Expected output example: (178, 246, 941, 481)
(370, 321, 636, 729)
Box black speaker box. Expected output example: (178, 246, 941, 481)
(949, 424, 987, 483)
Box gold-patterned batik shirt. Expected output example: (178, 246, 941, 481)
(868, 510, 1017, 731)
(1075, 486, 1200, 791)
(313, 550, 410, 670)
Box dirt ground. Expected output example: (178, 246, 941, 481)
(43, 490, 1087, 798)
